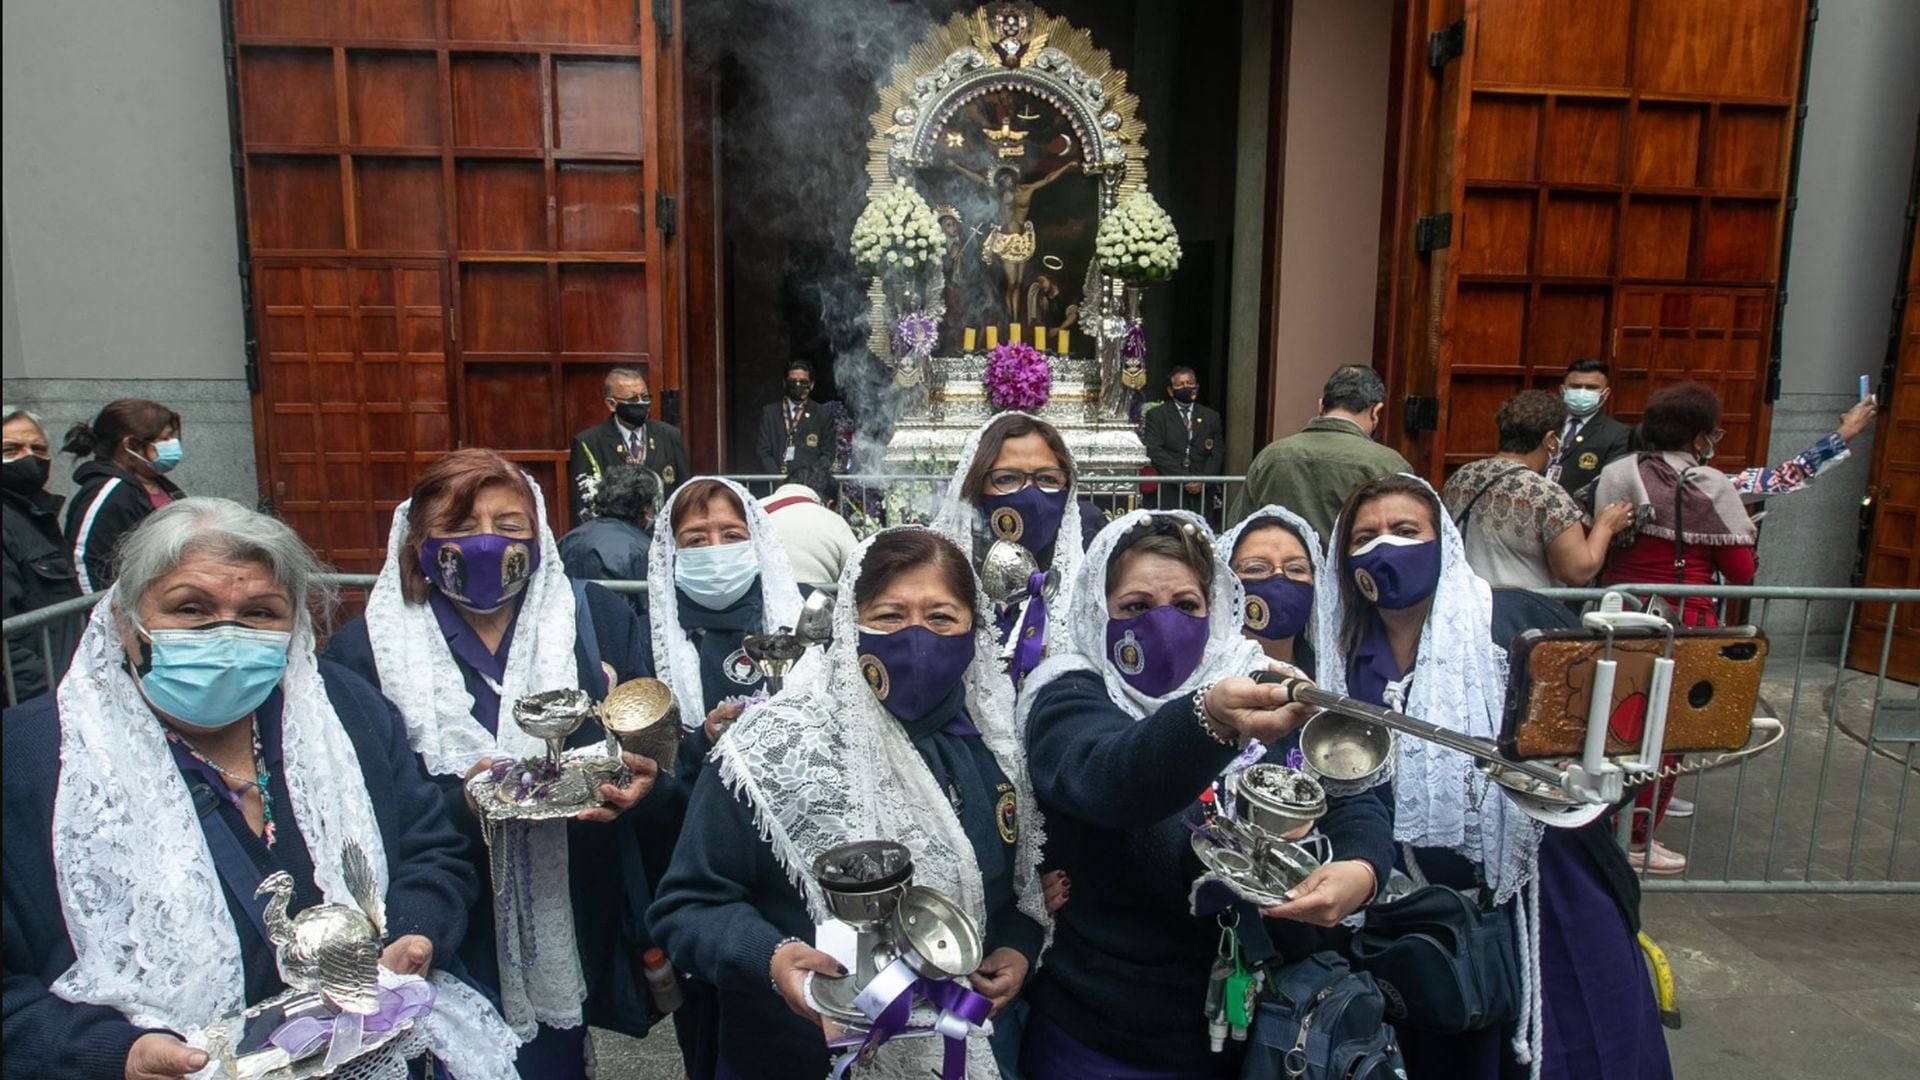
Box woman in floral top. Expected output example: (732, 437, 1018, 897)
(1440, 391, 1634, 589)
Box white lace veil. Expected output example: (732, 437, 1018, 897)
(713, 526, 1047, 1080)
(361, 472, 587, 1036)
(1218, 505, 1326, 660)
(928, 412, 1085, 654)
(646, 476, 821, 730)
(1309, 475, 1541, 905)
(1017, 509, 1266, 729)
(49, 593, 519, 1078)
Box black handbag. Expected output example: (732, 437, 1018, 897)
(1241, 951, 1406, 1080)
(1347, 883, 1520, 1035)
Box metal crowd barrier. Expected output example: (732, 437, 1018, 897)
(7, 579, 1914, 896)
(728, 472, 1251, 529)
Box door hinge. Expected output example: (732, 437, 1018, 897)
(1404, 396, 1440, 434)
(1765, 355, 1784, 403)
(653, 0, 674, 38)
(243, 342, 261, 393)
(1427, 20, 1466, 71)
(656, 192, 678, 238)
(1414, 213, 1453, 253)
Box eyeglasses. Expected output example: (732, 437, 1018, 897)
(610, 395, 651, 405)
(984, 467, 1070, 495)
(1233, 559, 1311, 582)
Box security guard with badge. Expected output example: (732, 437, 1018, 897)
(1549, 357, 1633, 500)
(566, 366, 690, 525)
(755, 360, 837, 476)
(1140, 366, 1225, 520)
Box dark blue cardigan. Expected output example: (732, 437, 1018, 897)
(323, 581, 686, 1038)
(1, 660, 477, 1080)
(1021, 669, 1395, 1074)
(648, 744, 1047, 1078)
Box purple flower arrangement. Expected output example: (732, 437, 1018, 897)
(982, 341, 1052, 413)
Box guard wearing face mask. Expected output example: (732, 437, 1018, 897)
(3, 407, 82, 702)
(754, 361, 838, 476)
(568, 366, 690, 525)
(1548, 358, 1632, 496)
(1139, 366, 1225, 518)
(60, 398, 187, 593)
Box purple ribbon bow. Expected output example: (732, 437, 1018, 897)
(830, 959, 993, 1080)
(268, 979, 437, 1060)
(1009, 571, 1050, 687)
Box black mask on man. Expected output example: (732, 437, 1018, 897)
(1172, 386, 1198, 404)
(1, 455, 50, 494)
(785, 380, 812, 403)
(615, 400, 650, 426)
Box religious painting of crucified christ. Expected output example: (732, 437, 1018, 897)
(916, 86, 1097, 354)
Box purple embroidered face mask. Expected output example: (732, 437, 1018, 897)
(1347, 534, 1441, 611)
(1241, 575, 1314, 641)
(1105, 605, 1210, 698)
(856, 625, 976, 722)
(419, 533, 539, 613)
(979, 486, 1070, 554)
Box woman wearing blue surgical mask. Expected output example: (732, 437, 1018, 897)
(1222, 506, 1323, 675)
(649, 527, 1047, 1080)
(2, 498, 517, 1080)
(932, 413, 1105, 687)
(60, 398, 187, 592)
(325, 448, 673, 1079)
(1316, 474, 1671, 1080)
(1017, 512, 1391, 1077)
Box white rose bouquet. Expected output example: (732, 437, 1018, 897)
(850, 184, 948, 276)
(1096, 189, 1182, 283)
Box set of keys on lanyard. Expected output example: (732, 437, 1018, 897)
(1197, 783, 1259, 1051)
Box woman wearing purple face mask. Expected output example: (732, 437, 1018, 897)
(1315, 474, 1672, 1080)
(648, 527, 1048, 1079)
(933, 413, 1106, 684)
(1222, 506, 1323, 675)
(324, 449, 678, 1078)
(1017, 512, 1391, 1077)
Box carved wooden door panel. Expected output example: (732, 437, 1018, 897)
(1379, 0, 1810, 477)
(232, 0, 680, 547)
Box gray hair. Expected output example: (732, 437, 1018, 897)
(1319, 365, 1388, 414)
(2, 405, 46, 436)
(602, 367, 648, 398)
(112, 497, 335, 630)
(591, 463, 661, 523)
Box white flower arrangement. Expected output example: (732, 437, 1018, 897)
(850, 184, 948, 277)
(1096, 189, 1182, 283)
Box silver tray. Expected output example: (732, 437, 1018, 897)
(205, 987, 417, 1080)
(1190, 822, 1321, 908)
(465, 748, 628, 822)
(804, 970, 869, 1026)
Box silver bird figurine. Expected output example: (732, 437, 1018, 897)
(255, 842, 387, 1016)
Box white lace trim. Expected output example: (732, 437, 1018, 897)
(1218, 505, 1326, 659)
(928, 411, 1085, 657)
(47, 595, 519, 1076)
(1309, 474, 1541, 905)
(714, 527, 1046, 1079)
(646, 476, 823, 729)
(362, 475, 588, 1034)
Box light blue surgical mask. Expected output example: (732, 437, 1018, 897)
(136, 620, 291, 730)
(149, 437, 184, 474)
(674, 541, 761, 611)
(1561, 387, 1603, 418)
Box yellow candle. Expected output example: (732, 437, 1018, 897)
(985, 326, 999, 350)
(1033, 325, 1047, 350)
(963, 327, 977, 353)
(1057, 329, 1070, 354)
(1010, 323, 1021, 348)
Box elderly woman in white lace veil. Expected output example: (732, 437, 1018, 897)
(648, 526, 1048, 1079)
(2, 497, 518, 1080)
(1013, 510, 1391, 1076)
(929, 411, 1100, 685)
(1220, 505, 1327, 677)
(645, 476, 824, 776)
(1311, 472, 1672, 1080)
(322, 449, 672, 1078)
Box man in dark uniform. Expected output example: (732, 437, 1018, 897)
(754, 361, 836, 477)
(566, 366, 690, 525)
(1139, 366, 1225, 519)
(1549, 357, 1633, 499)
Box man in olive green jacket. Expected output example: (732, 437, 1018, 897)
(1227, 365, 1412, 538)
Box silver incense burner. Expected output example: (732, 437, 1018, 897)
(1189, 765, 1329, 908)
(742, 591, 836, 694)
(804, 840, 983, 1026)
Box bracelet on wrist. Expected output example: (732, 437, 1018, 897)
(768, 936, 806, 994)
(1191, 680, 1239, 746)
